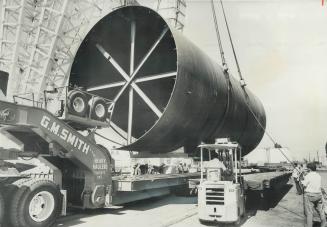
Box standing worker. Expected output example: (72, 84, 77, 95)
(178, 162, 184, 174)
(301, 162, 326, 227)
(292, 163, 302, 195)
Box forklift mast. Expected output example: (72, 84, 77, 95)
(199, 139, 241, 183)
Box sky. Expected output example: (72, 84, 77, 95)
(1, 0, 327, 161)
(181, 0, 327, 161)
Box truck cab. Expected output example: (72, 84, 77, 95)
(197, 139, 246, 224)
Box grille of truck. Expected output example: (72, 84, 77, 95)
(206, 187, 224, 205)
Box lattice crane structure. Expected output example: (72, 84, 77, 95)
(0, 0, 186, 101)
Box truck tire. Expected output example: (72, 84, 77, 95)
(67, 90, 88, 117)
(10, 179, 62, 227)
(1, 178, 33, 226)
(89, 97, 107, 121)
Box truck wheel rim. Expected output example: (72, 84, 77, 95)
(95, 103, 106, 118)
(73, 97, 85, 113)
(28, 191, 55, 222)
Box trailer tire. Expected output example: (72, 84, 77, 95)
(10, 180, 62, 227)
(89, 97, 107, 121)
(0, 179, 28, 226)
(67, 90, 88, 117)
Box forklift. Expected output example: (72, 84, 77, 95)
(197, 139, 246, 224)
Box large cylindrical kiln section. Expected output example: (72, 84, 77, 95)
(69, 6, 266, 155)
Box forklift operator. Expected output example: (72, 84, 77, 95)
(215, 159, 227, 171)
(206, 158, 233, 181)
(216, 150, 234, 181)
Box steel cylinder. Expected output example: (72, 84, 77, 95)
(69, 6, 266, 155)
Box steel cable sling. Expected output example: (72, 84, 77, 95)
(210, 0, 231, 137)
(212, 1, 305, 224)
(218, 0, 297, 170)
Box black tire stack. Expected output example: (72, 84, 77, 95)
(67, 90, 89, 117)
(67, 90, 108, 122)
(1, 178, 62, 227)
(89, 97, 107, 122)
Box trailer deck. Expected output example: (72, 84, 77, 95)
(243, 171, 292, 191)
(113, 173, 201, 192)
(109, 173, 201, 205)
(188, 171, 292, 193)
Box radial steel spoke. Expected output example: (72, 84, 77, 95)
(87, 71, 177, 92)
(95, 43, 130, 80)
(131, 27, 169, 79)
(87, 81, 125, 92)
(95, 31, 166, 117)
(112, 27, 169, 103)
(135, 71, 177, 83)
(95, 43, 131, 102)
(131, 84, 162, 118)
(127, 89, 134, 143)
(86, 72, 177, 91)
(130, 21, 136, 73)
(127, 21, 136, 144)
(86, 81, 165, 118)
(110, 122, 127, 141)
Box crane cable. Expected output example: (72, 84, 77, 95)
(214, 2, 305, 222)
(217, 0, 298, 171)
(210, 0, 228, 69)
(210, 0, 232, 140)
(219, 0, 245, 86)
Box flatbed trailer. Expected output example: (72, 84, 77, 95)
(243, 171, 292, 191)
(188, 171, 291, 193)
(111, 173, 201, 205)
(114, 173, 200, 192)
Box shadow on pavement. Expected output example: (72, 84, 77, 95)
(56, 207, 126, 227)
(56, 194, 197, 227)
(185, 184, 294, 227)
(125, 194, 197, 211)
(208, 184, 293, 226)
(246, 183, 293, 211)
(57, 184, 294, 227)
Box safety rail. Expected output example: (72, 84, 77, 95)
(12, 86, 115, 129)
(13, 92, 44, 108)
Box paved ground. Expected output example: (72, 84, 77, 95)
(57, 183, 304, 227)
(57, 171, 327, 227)
(173, 184, 304, 227)
(57, 195, 199, 227)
